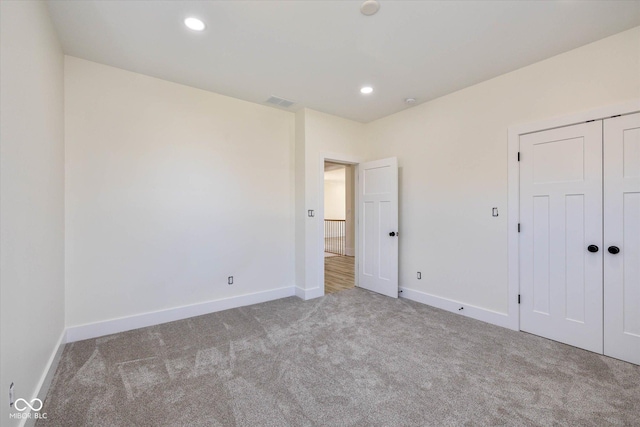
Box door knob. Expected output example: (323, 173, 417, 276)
(608, 246, 620, 254)
(587, 245, 599, 253)
(389, 232, 396, 237)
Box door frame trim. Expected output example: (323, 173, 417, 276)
(318, 152, 362, 297)
(507, 100, 640, 332)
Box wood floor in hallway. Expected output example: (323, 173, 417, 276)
(324, 255, 355, 294)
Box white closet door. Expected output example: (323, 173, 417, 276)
(520, 121, 603, 353)
(604, 112, 640, 365)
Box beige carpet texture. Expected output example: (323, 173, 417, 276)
(37, 288, 640, 426)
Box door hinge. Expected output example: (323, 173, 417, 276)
(517, 152, 520, 162)
(518, 294, 521, 304)
(518, 223, 521, 232)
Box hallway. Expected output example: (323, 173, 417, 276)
(324, 256, 355, 294)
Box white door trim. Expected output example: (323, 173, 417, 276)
(318, 152, 362, 297)
(507, 100, 640, 332)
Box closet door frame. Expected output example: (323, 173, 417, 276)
(505, 100, 640, 332)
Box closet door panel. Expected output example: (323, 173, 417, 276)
(520, 121, 603, 353)
(604, 112, 640, 365)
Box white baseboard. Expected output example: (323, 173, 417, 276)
(20, 329, 66, 427)
(66, 286, 295, 343)
(400, 286, 514, 330)
(294, 286, 324, 300)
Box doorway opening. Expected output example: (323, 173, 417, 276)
(324, 161, 355, 294)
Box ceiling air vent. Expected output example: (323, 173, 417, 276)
(266, 96, 295, 108)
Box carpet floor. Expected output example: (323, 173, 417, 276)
(38, 288, 640, 426)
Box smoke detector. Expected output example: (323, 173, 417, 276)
(360, 0, 380, 16)
(404, 98, 417, 105)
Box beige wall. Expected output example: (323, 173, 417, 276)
(296, 109, 364, 296)
(0, 1, 66, 424)
(65, 57, 295, 327)
(324, 167, 346, 221)
(294, 110, 307, 296)
(365, 26, 640, 313)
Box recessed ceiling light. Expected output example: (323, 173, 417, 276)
(360, 0, 380, 16)
(184, 17, 206, 31)
(360, 86, 373, 94)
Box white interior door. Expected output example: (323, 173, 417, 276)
(604, 112, 640, 365)
(520, 121, 603, 353)
(358, 157, 398, 298)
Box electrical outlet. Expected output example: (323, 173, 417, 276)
(9, 383, 14, 407)
(228, 276, 233, 285)
(417, 272, 421, 280)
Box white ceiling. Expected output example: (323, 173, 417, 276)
(47, 1, 640, 123)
